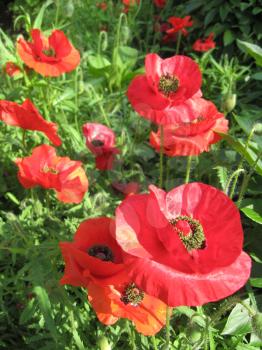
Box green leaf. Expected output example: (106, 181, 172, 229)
(222, 301, 252, 335)
(88, 55, 111, 71)
(19, 299, 37, 325)
(33, 286, 58, 341)
(214, 166, 228, 190)
(237, 40, 262, 66)
(223, 30, 235, 46)
(218, 133, 262, 176)
(250, 278, 262, 288)
(241, 208, 262, 224)
(33, 0, 53, 29)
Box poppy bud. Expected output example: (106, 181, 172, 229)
(252, 312, 262, 341)
(254, 123, 262, 135)
(121, 25, 130, 44)
(65, 0, 74, 17)
(98, 336, 111, 350)
(222, 93, 237, 114)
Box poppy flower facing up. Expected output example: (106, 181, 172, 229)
(115, 183, 251, 307)
(0, 99, 62, 146)
(150, 99, 228, 156)
(60, 217, 167, 335)
(15, 144, 88, 203)
(17, 29, 80, 77)
(5, 62, 21, 77)
(82, 123, 120, 170)
(127, 53, 202, 125)
(193, 33, 216, 52)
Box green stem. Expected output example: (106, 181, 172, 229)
(165, 307, 172, 349)
(185, 156, 192, 183)
(224, 169, 245, 197)
(159, 125, 164, 188)
(151, 336, 158, 350)
(74, 68, 79, 131)
(176, 31, 182, 55)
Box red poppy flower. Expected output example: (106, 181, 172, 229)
(150, 99, 228, 156)
(17, 29, 80, 77)
(154, 0, 166, 8)
(59, 216, 167, 335)
(60, 217, 127, 287)
(193, 33, 216, 52)
(82, 123, 120, 170)
(127, 53, 202, 125)
(5, 62, 21, 77)
(15, 144, 88, 203)
(115, 183, 251, 307)
(88, 282, 166, 336)
(167, 16, 193, 36)
(112, 181, 140, 197)
(96, 2, 107, 11)
(0, 99, 62, 146)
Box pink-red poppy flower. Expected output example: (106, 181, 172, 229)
(154, 0, 166, 8)
(0, 99, 62, 146)
(112, 182, 140, 197)
(59, 216, 167, 335)
(167, 16, 193, 36)
(17, 29, 80, 77)
(193, 33, 216, 52)
(88, 281, 166, 335)
(5, 62, 21, 77)
(127, 53, 202, 125)
(15, 144, 88, 203)
(82, 123, 120, 170)
(150, 99, 228, 156)
(115, 183, 251, 307)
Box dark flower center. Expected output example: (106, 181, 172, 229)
(120, 282, 144, 306)
(42, 48, 56, 57)
(91, 139, 104, 147)
(170, 215, 206, 251)
(158, 74, 179, 96)
(87, 245, 114, 261)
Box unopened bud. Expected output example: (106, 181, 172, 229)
(252, 312, 262, 341)
(98, 336, 111, 350)
(222, 93, 237, 114)
(254, 123, 262, 135)
(121, 25, 130, 44)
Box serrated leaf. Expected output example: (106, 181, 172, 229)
(33, 286, 58, 341)
(214, 166, 227, 190)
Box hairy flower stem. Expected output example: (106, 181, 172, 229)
(159, 125, 164, 188)
(165, 307, 172, 349)
(229, 125, 256, 199)
(74, 68, 80, 131)
(185, 156, 192, 183)
(176, 32, 182, 55)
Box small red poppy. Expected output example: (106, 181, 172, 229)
(167, 16, 193, 36)
(127, 53, 202, 125)
(17, 29, 80, 77)
(88, 281, 167, 336)
(115, 183, 251, 307)
(193, 33, 216, 52)
(0, 99, 62, 146)
(150, 99, 228, 156)
(96, 2, 107, 11)
(15, 144, 88, 203)
(154, 0, 166, 8)
(5, 62, 21, 77)
(82, 123, 120, 170)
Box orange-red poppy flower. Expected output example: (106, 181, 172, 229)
(96, 2, 107, 11)
(0, 99, 62, 146)
(167, 16, 193, 36)
(15, 144, 88, 203)
(17, 29, 80, 77)
(5, 62, 21, 77)
(112, 181, 140, 197)
(59, 216, 167, 335)
(193, 33, 216, 52)
(154, 0, 166, 8)
(88, 281, 167, 336)
(150, 98, 228, 156)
